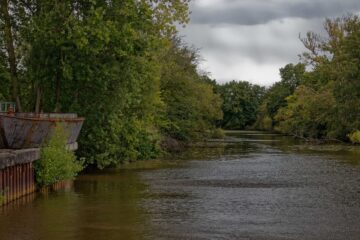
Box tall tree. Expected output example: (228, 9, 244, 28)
(0, 0, 22, 111)
(219, 81, 265, 130)
(273, 15, 360, 141)
(254, 63, 305, 130)
(159, 38, 223, 140)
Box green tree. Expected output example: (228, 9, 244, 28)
(219, 81, 265, 129)
(272, 15, 360, 141)
(255, 63, 305, 130)
(274, 85, 336, 139)
(159, 39, 223, 141)
(0, 0, 225, 167)
(1, 0, 194, 168)
(301, 15, 359, 139)
(0, 0, 24, 110)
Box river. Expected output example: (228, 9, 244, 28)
(0, 131, 360, 240)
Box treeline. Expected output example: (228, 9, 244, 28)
(0, 0, 223, 168)
(212, 80, 265, 130)
(256, 15, 360, 143)
(1, 1, 359, 173)
(210, 15, 360, 143)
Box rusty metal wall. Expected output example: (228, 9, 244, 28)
(0, 162, 36, 206)
(0, 148, 77, 207)
(0, 115, 84, 149)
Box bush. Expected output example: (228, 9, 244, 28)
(274, 85, 335, 139)
(255, 115, 273, 131)
(35, 124, 84, 187)
(210, 128, 225, 139)
(348, 131, 360, 144)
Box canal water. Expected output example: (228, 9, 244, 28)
(1, 131, 360, 240)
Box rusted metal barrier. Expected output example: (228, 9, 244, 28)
(0, 147, 78, 207)
(0, 113, 84, 149)
(0, 162, 36, 205)
(0, 103, 84, 206)
(0, 149, 39, 206)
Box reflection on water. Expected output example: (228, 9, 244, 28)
(0, 131, 360, 240)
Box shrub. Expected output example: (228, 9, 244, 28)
(348, 131, 360, 144)
(255, 115, 273, 131)
(35, 124, 84, 187)
(210, 128, 225, 139)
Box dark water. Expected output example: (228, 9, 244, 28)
(1, 131, 360, 240)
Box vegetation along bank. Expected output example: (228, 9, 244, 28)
(0, 1, 359, 178)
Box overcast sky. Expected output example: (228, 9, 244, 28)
(179, 0, 360, 86)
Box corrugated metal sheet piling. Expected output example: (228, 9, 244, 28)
(0, 149, 39, 205)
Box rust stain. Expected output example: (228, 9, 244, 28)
(0, 113, 84, 149)
(0, 162, 35, 206)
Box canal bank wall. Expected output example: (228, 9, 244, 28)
(0, 149, 39, 205)
(0, 143, 78, 206)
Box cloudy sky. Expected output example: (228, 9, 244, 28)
(179, 0, 360, 86)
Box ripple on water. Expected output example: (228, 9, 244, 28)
(0, 131, 360, 240)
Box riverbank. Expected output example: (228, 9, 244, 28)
(0, 140, 80, 206)
(0, 149, 39, 205)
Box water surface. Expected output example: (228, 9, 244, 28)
(1, 131, 360, 240)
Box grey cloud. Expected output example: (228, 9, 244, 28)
(181, 18, 324, 65)
(179, 0, 360, 85)
(190, 0, 360, 25)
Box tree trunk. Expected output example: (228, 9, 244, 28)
(54, 69, 61, 113)
(35, 86, 41, 114)
(1, 0, 22, 112)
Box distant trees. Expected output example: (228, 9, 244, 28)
(274, 85, 335, 139)
(199, 15, 359, 141)
(1, 1, 359, 172)
(254, 63, 305, 130)
(218, 81, 265, 130)
(160, 39, 223, 140)
(256, 15, 360, 142)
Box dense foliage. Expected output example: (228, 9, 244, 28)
(348, 131, 360, 144)
(256, 15, 360, 142)
(35, 125, 83, 187)
(218, 81, 265, 130)
(159, 39, 223, 140)
(254, 63, 306, 130)
(0, 0, 223, 168)
(1, 0, 359, 178)
(216, 15, 360, 143)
